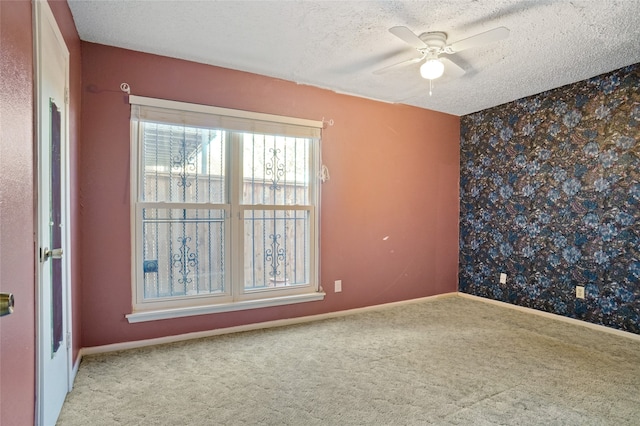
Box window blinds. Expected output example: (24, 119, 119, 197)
(129, 95, 322, 139)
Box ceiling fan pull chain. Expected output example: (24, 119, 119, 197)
(429, 79, 433, 96)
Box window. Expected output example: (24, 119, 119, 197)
(127, 96, 324, 322)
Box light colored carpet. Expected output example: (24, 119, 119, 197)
(57, 296, 640, 425)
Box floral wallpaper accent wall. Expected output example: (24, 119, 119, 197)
(459, 63, 640, 334)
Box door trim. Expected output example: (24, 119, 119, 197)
(33, 0, 73, 424)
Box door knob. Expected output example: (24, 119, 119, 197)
(1, 293, 14, 317)
(41, 247, 63, 262)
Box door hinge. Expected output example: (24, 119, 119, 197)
(66, 331, 71, 349)
(64, 87, 69, 105)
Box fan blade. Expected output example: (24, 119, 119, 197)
(373, 56, 423, 75)
(448, 27, 510, 53)
(440, 57, 465, 78)
(389, 26, 426, 49)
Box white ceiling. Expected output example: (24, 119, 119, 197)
(68, 0, 640, 116)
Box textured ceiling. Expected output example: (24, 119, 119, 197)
(68, 0, 640, 116)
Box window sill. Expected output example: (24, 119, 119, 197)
(126, 292, 326, 323)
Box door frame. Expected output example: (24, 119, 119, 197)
(33, 0, 73, 424)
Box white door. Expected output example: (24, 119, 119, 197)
(34, 1, 71, 424)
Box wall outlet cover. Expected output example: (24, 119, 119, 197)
(576, 286, 585, 299)
(499, 273, 507, 284)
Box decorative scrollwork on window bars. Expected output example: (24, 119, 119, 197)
(171, 148, 198, 189)
(265, 233, 285, 279)
(172, 236, 198, 286)
(265, 148, 285, 191)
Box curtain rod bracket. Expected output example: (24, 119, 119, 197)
(120, 82, 131, 94)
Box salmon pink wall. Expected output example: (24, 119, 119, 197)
(0, 2, 36, 424)
(80, 42, 460, 347)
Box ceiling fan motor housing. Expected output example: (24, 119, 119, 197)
(419, 31, 448, 50)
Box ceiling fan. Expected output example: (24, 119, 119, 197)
(376, 25, 510, 83)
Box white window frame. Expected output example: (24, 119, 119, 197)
(126, 96, 324, 323)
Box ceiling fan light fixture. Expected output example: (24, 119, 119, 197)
(420, 58, 444, 80)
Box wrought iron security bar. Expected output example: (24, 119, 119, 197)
(138, 122, 314, 302)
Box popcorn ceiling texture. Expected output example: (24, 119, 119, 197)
(67, 0, 640, 115)
(459, 63, 640, 333)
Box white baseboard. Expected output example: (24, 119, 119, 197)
(458, 292, 640, 342)
(78, 291, 639, 359)
(80, 292, 458, 356)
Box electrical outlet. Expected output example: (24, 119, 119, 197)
(576, 286, 585, 299)
(335, 280, 342, 293)
(499, 273, 507, 284)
